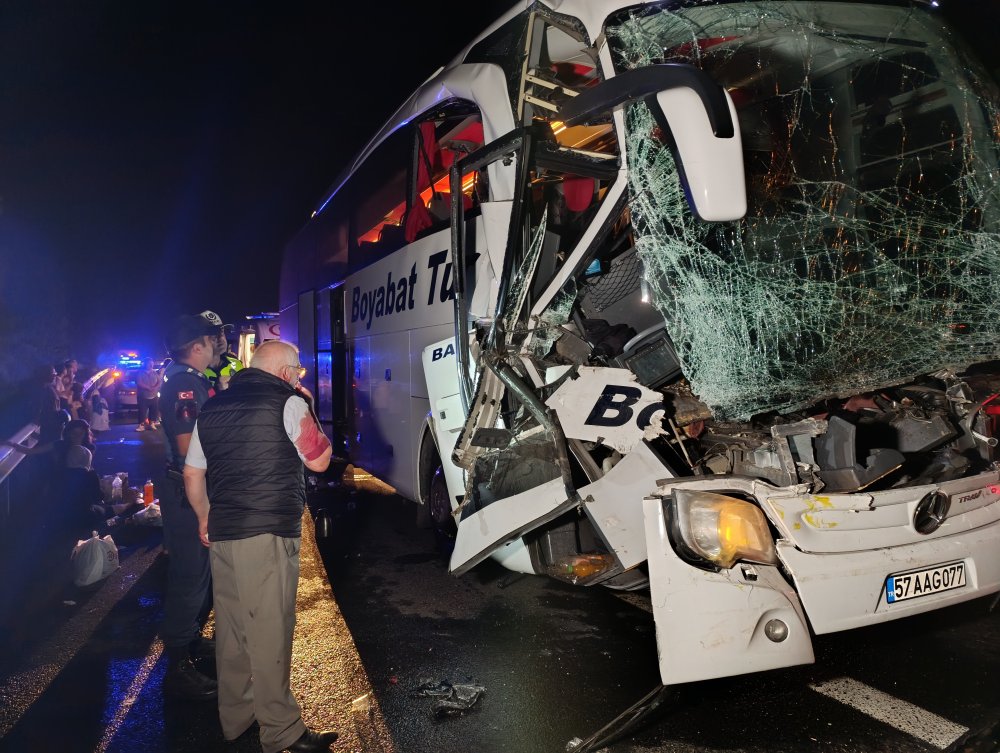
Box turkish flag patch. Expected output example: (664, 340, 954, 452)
(178, 390, 195, 400)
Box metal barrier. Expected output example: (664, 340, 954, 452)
(0, 423, 40, 520)
(0, 367, 111, 520)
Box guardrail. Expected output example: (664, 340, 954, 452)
(1, 366, 112, 520)
(0, 422, 40, 519)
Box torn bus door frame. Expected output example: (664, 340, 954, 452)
(447, 122, 614, 457)
(447, 122, 615, 575)
(450, 126, 528, 413)
(445, 63, 749, 578)
(447, 348, 585, 575)
(449, 122, 623, 411)
(446, 127, 530, 479)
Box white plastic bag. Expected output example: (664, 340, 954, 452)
(71, 531, 120, 587)
(131, 502, 162, 527)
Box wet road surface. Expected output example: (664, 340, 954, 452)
(314, 486, 1000, 753)
(0, 422, 390, 753)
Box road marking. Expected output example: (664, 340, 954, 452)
(93, 639, 163, 753)
(809, 676, 968, 749)
(0, 545, 161, 739)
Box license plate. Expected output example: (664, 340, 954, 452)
(885, 561, 966, 604)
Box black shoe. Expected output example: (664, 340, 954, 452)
(163, 658, 218, 701)
(284, 728, 339, 752)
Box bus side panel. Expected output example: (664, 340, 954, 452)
(367, 330, 412, 490)
(364, 321, 453, 500)
(340, 215, 497, 495)
(408, 395, 430, 502)
(342, 230, 463, 491)
(348, 334, 371, 471)
(408, 323, 457, 498)
(409, 323, 455, 400)
(345, 234, 457, 340)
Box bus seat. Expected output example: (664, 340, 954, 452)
(378, 222, 406, 249)
(427, 191, 474, 222)
(405, 201, 434, 242)
(563, 175, 596, 213)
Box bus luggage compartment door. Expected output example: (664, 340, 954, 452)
(422, 335, 467, 522)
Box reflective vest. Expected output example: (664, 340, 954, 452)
(204, 354, 244, 387)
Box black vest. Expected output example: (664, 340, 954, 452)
(197, 368, 305, 540)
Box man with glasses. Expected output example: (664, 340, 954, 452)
(183, 341, 337, 753)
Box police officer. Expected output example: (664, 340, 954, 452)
(198, 310, 244, 391)
(158, 315, 220, 700)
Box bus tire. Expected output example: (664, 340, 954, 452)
(427, 463, 457, 555)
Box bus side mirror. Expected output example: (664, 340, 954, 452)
(560, 63, 747, 222)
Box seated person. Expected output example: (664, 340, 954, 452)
(4, 418, 95, 467)
(89, 390, 110, 433)
(59, 446, 106, 529)
(4, 419, 95, 508)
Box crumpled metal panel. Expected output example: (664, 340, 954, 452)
(545, 366, 666, 453)
(642, 496, 814, 684)
(607, 2, 1000, 420)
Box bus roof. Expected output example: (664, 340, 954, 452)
(309, 1, 526, 219)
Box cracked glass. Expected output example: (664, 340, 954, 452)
(607, 1, 1000, 420)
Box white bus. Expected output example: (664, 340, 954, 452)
(280, 0, 1000, 686)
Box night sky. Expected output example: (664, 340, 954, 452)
(0, 0, 512, 364)
(0, 0, 997, 369)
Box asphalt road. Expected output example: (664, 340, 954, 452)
(1, 418, 997, 753)
(0, 423, 391, 753)
(314, 485, 1000, 753)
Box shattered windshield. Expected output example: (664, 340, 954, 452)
(606, 2, 1000, 420)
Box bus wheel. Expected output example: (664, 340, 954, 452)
(428, 464, 457, 555)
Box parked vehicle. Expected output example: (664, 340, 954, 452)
(236, 312, 280, 365)
(110, 356, 143, 414)
(280, 0, 1000, 686)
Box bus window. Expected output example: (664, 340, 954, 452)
(356, 182, 407, 246)
(503, 13, 622, 298)
(352, 125, 411, 259)
(519, 14, 618, 158)
(408, 107, 486, 242)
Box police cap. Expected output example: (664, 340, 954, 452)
(165, 314, 221, 353)
(198, 310, 234, 333)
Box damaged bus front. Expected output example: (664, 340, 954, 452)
(439, 0, 1000, 685)
(281, 0, 1000, 688)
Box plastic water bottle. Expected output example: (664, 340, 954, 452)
(111, 475, 122, 500)
(143, 479, 154, 507)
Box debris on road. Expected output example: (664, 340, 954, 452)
(412, 679, 454, 698)
(411, 679, 486, 719)
(351, 692, 372, 714)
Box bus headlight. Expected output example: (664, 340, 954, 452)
(669, 489, 776, 570)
